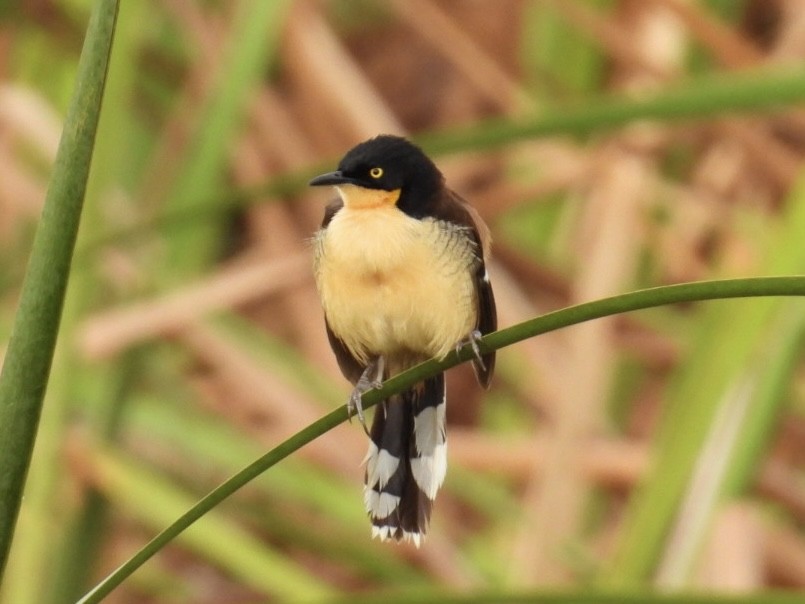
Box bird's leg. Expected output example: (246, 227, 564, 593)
(348, 356, 385, 434)
(456, 330, 486, 371)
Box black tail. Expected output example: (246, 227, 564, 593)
(363, 373, 447, 546)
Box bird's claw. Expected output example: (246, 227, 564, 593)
(457, 329, 486, 371)
(347, 389, 369, 434)
(347, 357, 385, 436)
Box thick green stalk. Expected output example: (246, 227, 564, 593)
(45, 2, 150, 601)
(77, 275, 805, 603)
(0, 0, 119, 579)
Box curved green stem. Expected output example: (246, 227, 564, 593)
(77, 275, 805, 602)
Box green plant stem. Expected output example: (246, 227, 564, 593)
(319, 591, 805, 604)
(77, 67, 805, 258)
(78, 275, 805, 603)
(419, 67, 805, 154)
(0, 0, 118, 580)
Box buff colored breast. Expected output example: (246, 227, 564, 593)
(314, 205, 478, 366)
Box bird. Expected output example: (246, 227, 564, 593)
(309, 134, 496, 546)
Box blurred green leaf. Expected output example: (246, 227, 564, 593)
(605, 175, 805, 586)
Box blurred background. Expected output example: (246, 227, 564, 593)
(1, 0, 805, 602)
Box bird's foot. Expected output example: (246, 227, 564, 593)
(456, 330, 486, 371)
(348, 356, 385, 435)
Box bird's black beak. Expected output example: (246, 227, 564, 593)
(309, 170, 354, 187)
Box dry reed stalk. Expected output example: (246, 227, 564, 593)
(691, 3, 805, 195)
(658, 0, 764, 67)
(510, 1, 688, 584)
(231, 135, 338, 375)
(0, 86, 60, 227)
(614, 319, 679, 369)
(77, 252, 311, 360)
(763, 1, 805, 139)
(549, 0, 674, 80)
(0, 85, 61, 162)
(449, 430, 648, 487)
(695, 503, 764, 590)
(645, 177, 715, 281)
(283, 1, 405, 144)
(247, 88, 325, 227)
(686, 0, 805, 201)
(717, 120, 802, 191)
(389, 0, 527, 113)
(763, 523, 805, 587)
(490, 244, 569, 302)
(134, 0, 225, 210)
(178, 323, 363, 475)
(479, 147, 592, 221)
(0, 143, 46, 226)
(756, 459, 805, 522)
(663, 0, 805, 138)
(512, 138, 655, 584)
(767, 0, 805, 61)
(486, 262, 573, 417)
(684, 137, 755, 276)
(0, 29, 10, 77)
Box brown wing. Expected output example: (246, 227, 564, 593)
(325, 319, 365, 385)
(433, 189, 497, 388)
(472, 259, 496, 388)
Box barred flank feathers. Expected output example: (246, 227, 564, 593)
(363, 373, 447, 546)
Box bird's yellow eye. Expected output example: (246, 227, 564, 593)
(369, 167, 383, 179)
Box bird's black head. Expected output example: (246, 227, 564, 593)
(309, 135, 444, 217)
